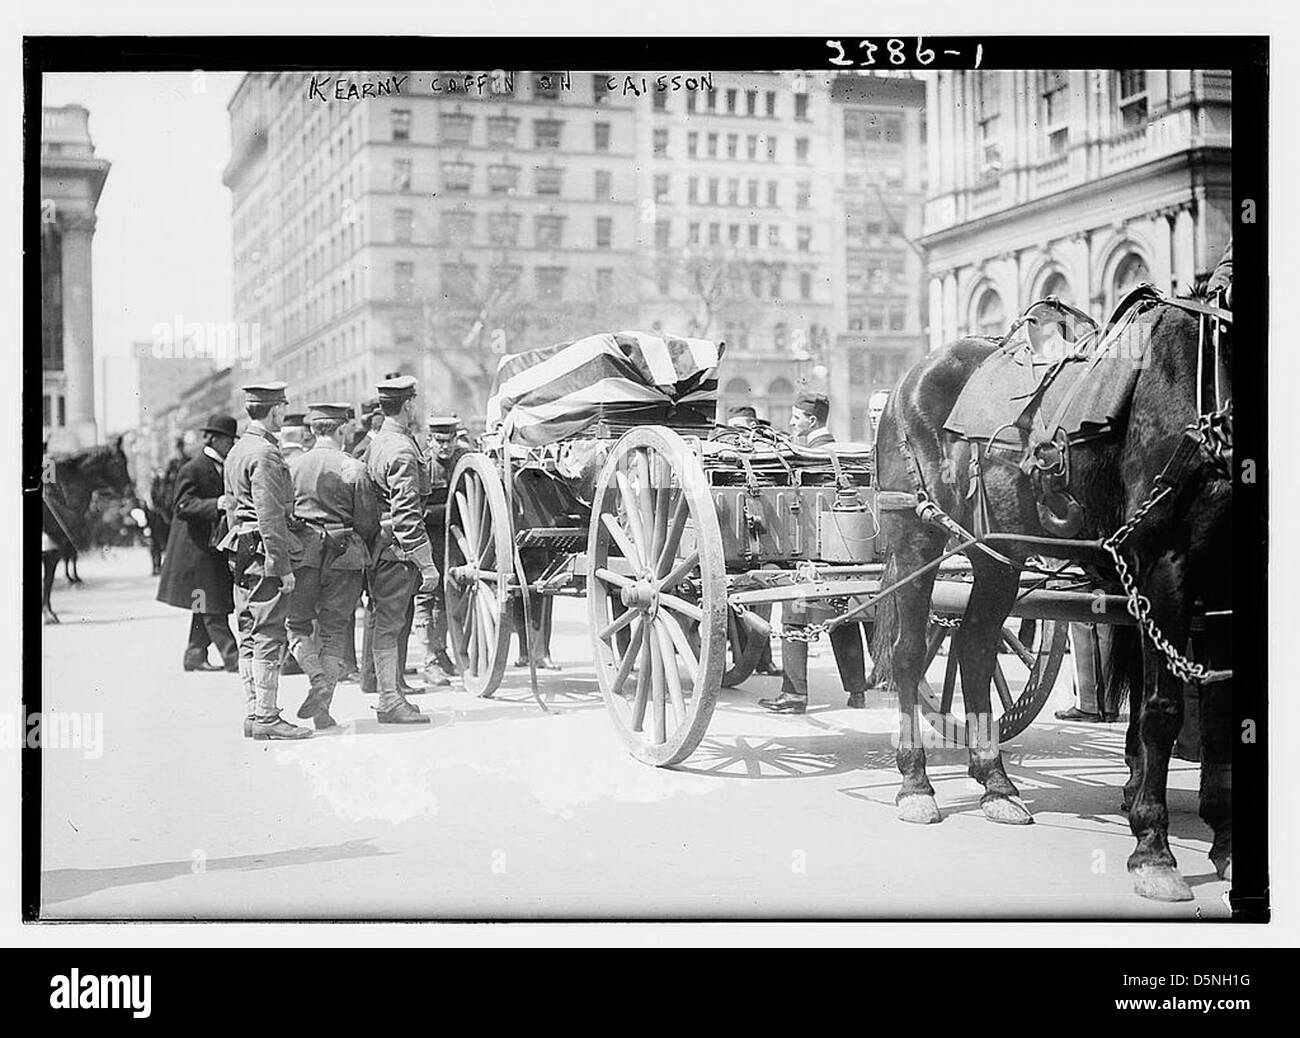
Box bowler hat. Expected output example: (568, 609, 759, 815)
(793, 391, 830, 423)
(201, 413, 238, 439)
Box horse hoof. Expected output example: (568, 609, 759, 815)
(1132, 865, 1194, 902)
(982, 796, 1033, 825)
(897, 794, 941, 825)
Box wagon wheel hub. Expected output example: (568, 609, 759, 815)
(449, 563, 476, 587)
(620, 576, 660, 618)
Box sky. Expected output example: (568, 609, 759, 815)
(42, 72, 244, 433)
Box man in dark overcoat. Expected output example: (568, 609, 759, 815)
(156, 414, 239, 671)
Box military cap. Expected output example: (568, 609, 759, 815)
(242, 381, 288, 404)
(377, 374, 418, 401)
(361, 396, 381, 414)
(793, 391, 830, 423)
(282, 412, 307, 428)
(428, 414, 461, 432)
(727, 404, 758, 420)
(306, 401, 352, 422)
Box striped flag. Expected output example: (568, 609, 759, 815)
(486, 331, 723, 446)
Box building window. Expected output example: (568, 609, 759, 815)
(889, 308, 906, 331)
(1039, 270, 1073, 304)
(975, 287, 1005, 336)
(441, 161, 472, 193)
(653, 91, 668, 112)
(1040, 70, 1071, 157)
(488, 164, 520, 195)
(655, 174, 670, 204)
(688, 177, 699, 204)
(769, 270, 782, 298)
(595, 267, 614, 300)
(392, 158, 412, 192)
(795, 94, 809, 120)
(796, 181, 811, 209)
(488, 212, 521, 246)
(653, 128, 669, 157)
(708, 223, 720, 245)
(440, 112, 472, 145)
(766, 136, 777, 162)
(536, 266, 566, 298)
(393, 208, 414, 242)
(746, 135, 758, 160)
(687, 222, 700, 244)
(533, 73, 561, 100)
(795, 137, 809, 162)
(765, 91, 777, 117)
(592, 74, 610, 105)
(727, 178, 739, 206)
(884, 115, 903, 144)
(536, 166, 563, 196)
(687, 93, 697, 114)
(728, 223, 740, 245)
(706, 90, 717, 113)
(1116, 71, 1149, 130)
(767, 181, 778, 207)
(392, 109, 412, 141)
(748, 224, 759, 247)
(727, 133, 738, 159)
(594, 169, 612, 199)
(1112, 252, 1151, 305)
(534, 119, 563, 149)
(535, 215, 565, 248)
(490, 264, 523, 296)
(799, 271, 812, 300)
(598, 216, 615, 249)
(745, 90, 758, 116)
(708, 178, 719, 204)
(687, 131, 698, 158)
(394, 261, 415, 300)
(707, 132, 718, 158)
(487, 115, 519, 148)
(976, 73, 1003, 180)
(796, 226, 811, 252)
(393, 313, 415, 346)
(768, 225, 781, 246)
(725, 88, 737, 114)
(747, 179, 759, 207)
(594, 121, 612, 151)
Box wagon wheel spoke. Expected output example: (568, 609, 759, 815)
(726, 609, 742, 663)
(649, 624, 668, 744)
(598, 605, 639, 642)
(450, 524, 474, 567)
(939, 642, 960, 715)
(1000, 627, 1036, 668)
(609, 619, 646, 699)
(593, 566, 635, 591)
(658, 592, 704, 623)
(655, 496, 690, 578)
(657, 610, 700, 686)
(635, 450, 655, 552)
(631, 633, 653, 732)
(650, 458, 672, 564)
(992, 659, 1014, 713)
(658, 549, 700, 593)
(600, 513, 643, 569)
(654, 620, 688, 729)
(615, 471, 648, 557)
(923, 625, 948, 669)
(454, 491, 475, 554)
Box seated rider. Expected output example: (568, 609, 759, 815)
(1205, 237, 1232, 309)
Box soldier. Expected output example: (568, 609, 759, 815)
(760, 391, 869, 714)
(280, 412, 313, 467)
(363, 375, 440, 724)
(285, 403, 380, 730)
(219, 381, 311, 740)
(415, 414, 465, 684)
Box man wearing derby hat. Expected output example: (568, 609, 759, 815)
(284, 403, 380, 730)
(362, 375, 440, 723)
(727, 404, 760, 430)
(219, 382, 311, 740)
(156, 413, 240, 672)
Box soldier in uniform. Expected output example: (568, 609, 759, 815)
(760, 391, 869, 713)
(285, 403, 380, 730)
(415, 414, 466, 684)
(280, 413, 313, 467)
(363, 375, 440, 724)
(219, 381, 311, 740)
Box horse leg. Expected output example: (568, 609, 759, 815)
(958, 557, 1033, 824)
(887, 520, 948, 825)
(42, 552, 60, 624)
(1196, 622, 1233, 881)
(1127, 557, 1194, 902)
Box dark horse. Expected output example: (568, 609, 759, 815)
(41, 439, 136, 624)
(872, 294, 1231, 902)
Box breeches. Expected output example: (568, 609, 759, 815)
(234, 575, 290, 664)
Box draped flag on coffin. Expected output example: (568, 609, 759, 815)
(485, 331, 723, 446)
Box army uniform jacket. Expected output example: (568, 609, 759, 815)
(291, 443, 380, 570)
(222, 420, 304, 578)
(366, 417, 434, 567)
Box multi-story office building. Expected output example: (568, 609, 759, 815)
(41, 104, 111, 450)
(921, 70, 1232, 349)
(826, 73, 928, 441)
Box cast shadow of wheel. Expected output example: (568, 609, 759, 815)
(674, 732, 896, 780)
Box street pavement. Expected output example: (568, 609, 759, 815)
(36, 548, 1230, 920)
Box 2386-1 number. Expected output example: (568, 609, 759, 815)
(825, 38, 981, 69)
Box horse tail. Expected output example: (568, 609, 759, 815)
(1101, 623, 1143, 719)
(866, 549, 897, 688)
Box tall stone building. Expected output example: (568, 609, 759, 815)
(41, 104, 110, 450)
(826, 72, 928, 441)
(921, 70, 1232, 349)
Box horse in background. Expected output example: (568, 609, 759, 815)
(870, 290, 1232, 902)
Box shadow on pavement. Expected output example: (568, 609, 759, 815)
(42, 838, 390, 907)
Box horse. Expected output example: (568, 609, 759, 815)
(40, 440, 138, 622)
(870, 290, 1232, 903)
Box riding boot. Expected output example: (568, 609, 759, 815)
(375, 647, 429, 724)
(290, 628, 330, 720)
(308, 655, 343, 729)
(238, 659, 257, 736)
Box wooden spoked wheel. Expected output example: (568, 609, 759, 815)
(721, 602, 773, 687)
(588, 427, 727, 766)
(916, 615, 1067, 744)
(444, 453, 515, 698)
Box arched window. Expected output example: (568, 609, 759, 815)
(1113, 253, 1150, 301)
(721, 376, 752, 421)
(766, 377, 795, 429)
(1039, 270, 1071, 305)
(975, 288, 1005, 337)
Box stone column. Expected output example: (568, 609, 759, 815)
(1172, 205, 1196, 294)
(60, 212, 98, 447)
(928, 275, 944, 352)
(1151, 210, 1175, 296)
(942, 271, 959, 341)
